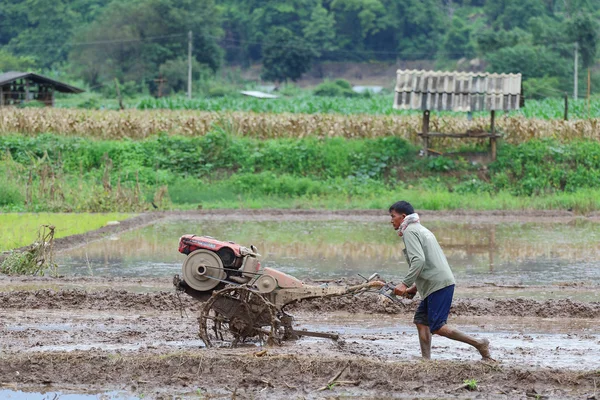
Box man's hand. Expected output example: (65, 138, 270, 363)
(407, 284, 417, 295)
(394, 283, 408, 297)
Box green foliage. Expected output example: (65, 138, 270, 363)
(475, 28, 530, 54)
(427, 157, 457, 172)
(69, 0, 223, 88)
(313, 79, 356, 97)
(1, 0, 78, 68)
(440, 17, 475, 59)
(0, 179, 23, 206)
(395, 0, 448, 60)
(303, 4, 337, 58)
(3, 133, 600, 212)
(261, 27, 314, 83)
(486, 44, 572, 82)
(489, 139, 600, 196)
(17, 100, 46, 108)
(485, 0, 548, 29)
(101, 80, 144, 99)
(463, 378, 478, 391)
(522, 76, 563, 100)
(566, 13, 599, 69)
(0, 49, 35, 72)
(158, 58, 210, 95)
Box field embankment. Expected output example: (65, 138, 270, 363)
(1, 128, 600, 213)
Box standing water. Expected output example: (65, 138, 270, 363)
(57, 218, 600, 289)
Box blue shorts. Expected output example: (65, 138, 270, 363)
(413, 284, 455, 333)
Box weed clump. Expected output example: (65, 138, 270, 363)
(0, 224, 58, 276)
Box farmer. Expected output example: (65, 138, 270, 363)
(388, 200, 492, 360)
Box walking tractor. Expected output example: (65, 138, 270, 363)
(173, 234, 402, 347)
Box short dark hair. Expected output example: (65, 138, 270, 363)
(389, 200, 414, 215)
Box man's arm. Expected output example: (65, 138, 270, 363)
(401, 230, 425, 287)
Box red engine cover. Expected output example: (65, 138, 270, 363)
(178, 235, 243, 256)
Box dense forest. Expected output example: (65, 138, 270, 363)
(0, 0, 599, 97)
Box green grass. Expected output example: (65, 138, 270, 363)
(0, 213, 135, 251)
(173, 187, 600, 215)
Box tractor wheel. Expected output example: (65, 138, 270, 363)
(198, 285, 283, 348)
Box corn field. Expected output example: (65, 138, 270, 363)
(1, 108, 599, 145)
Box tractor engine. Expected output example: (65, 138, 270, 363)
(175, 235, 261, 300)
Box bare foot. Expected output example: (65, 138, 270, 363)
(476, 338, 493, 360)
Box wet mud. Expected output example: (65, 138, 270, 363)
(1, 282, 599, 399)
(1, 210, 600, 399)
(1, 284, 600, 318)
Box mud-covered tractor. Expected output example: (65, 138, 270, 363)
(173, 235, 386, 347)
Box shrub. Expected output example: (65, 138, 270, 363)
(313, 80, 357, 97)
(0, 180, 23, 206)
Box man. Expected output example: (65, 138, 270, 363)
(389, 200, 492, 360)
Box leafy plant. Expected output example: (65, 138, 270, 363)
(463, 378, 478, 391)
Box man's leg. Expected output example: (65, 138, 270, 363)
(416, 323, 432, 359)
(432, 325, 491, 359)
(426, 285, 493, 360)
(413, 299, 431, 359)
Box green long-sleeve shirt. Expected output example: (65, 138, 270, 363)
(401, 222, 456, 299)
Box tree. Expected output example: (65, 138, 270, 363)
(440, 17, 475, 59)
(69, 0, 223, 87)
(567, 13, 599, 69)
(220, 0, 316, 63)
(302, 4, 337, 58)
(485, 0, 548, 29)
(0, 49, 35, 72)
(486, 44, 572, 83)
(0, 0, 80, 68)
(261, 27, 314, 83)
(330, 0, 391, 58)
(475, 28, 530, 54)
(393, 0, 448, 60)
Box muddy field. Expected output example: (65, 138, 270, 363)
(1, 210, 600, 399)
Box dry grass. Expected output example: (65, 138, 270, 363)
(1, 108, 599, 145)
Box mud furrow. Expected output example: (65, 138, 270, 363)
(0, 351, 597, 399)
(1, 288, 599, 318)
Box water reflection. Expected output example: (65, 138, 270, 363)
(0, 389, 137, 399)
(57, 219, 600, 286)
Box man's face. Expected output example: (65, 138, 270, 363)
(390, 210, 406, 231)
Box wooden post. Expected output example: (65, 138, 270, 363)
(187, 30, 192, 99)
(490, 110, 497, 161)
(488, 225, 496, 272)
(587, 67, 591, 118)
(114, 78, 124, 110)
(422, 110, 430, 157)
(0, 87, 3, 106)
(564, 93, 568, 121)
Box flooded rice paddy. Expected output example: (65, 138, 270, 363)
(57, 218, 600, 296)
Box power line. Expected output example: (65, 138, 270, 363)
(5, 33, 186, 50)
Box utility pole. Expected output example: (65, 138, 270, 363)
(574, 42, 578, 100)
(188, 30, 192, 99)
